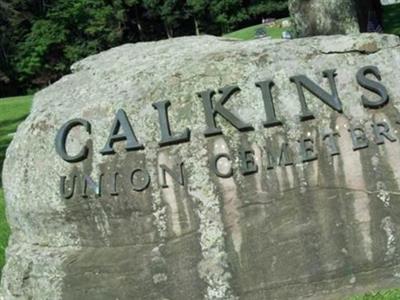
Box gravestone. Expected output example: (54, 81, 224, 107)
(254, 27, 267, 39)
(3, 34, 400, 300)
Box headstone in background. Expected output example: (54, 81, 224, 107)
(281, 30, 293, 39)
(281, 19, 292, 28)
(2, 34, 400, 300)
(255, 27, 267, 39)
(262, 18, 275, 24)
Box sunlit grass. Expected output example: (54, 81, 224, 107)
(348, 289, 400, 300)
(0, 95, 32, 273)
(224, 22, 289, 40)
(0, 95, 33, 185)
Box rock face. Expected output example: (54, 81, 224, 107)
(3, 34, 400, 300)
(289, 0, 360, 37)
(382, 0, 400, 4)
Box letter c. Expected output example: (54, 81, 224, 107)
(55, 119, 91, 162)
(211, 153, 233, 178)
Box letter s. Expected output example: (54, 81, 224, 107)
(356, 65, 389, 108)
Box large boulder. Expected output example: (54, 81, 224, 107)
(3, 34, 400, 300)
(289, 0, 360, 37)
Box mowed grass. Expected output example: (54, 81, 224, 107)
(226, 5, 400, 42)
(0, 189, 9, 272)
(224, 23, 288, 40)
(349, 289, 400, 300)
(0, 95, 32, 182)
(0, 95, 32, 272)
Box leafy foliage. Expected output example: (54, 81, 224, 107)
(15, 0, 125, 86)
(0, 0, 288, 95)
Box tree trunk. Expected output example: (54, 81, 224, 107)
(165, 23, 173, 38)
(194, 17, 200, 35)
(134, 6, 144, 41)
(289, 0, 360, 37)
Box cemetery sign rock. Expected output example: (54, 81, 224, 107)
(2, 34, 400, 300)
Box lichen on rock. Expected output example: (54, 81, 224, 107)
(2, 34, 400, 300)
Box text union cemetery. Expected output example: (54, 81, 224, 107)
(57, 65, 399, 199)
(5, 34, 400, 300)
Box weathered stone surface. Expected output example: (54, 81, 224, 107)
(289, 0, 360, 37)
(3, 33, 400, 299)
(381, 0, 400, 5)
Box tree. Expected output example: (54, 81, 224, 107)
(186, 0, 208, 35)
(0, 0, 291, 95)
(15, 19, 67, 85)
(0, 0, 35, 93)
(0, 1, 14, 86)
(247, 0, 287, 19)
(14, 0, 125, 86)
(209, 0, 248, 33)
(143, 0, 184, 38)
(123, 0, 145, 40)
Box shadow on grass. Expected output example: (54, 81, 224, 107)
(0, 115, 29, 131)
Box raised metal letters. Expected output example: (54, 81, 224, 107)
(101, 109, 144, 155)
(290, 69, 342, 121)
(356, 66, 389, 108)
(55, 65, 400, 200)
(131, 169, 151, 192)
(255, 80, 282, 128)
(56, 65, 393, 163)
(266, 143, 293, 169)
(372, 122, 397, 144)
(323, 132, 341, 156)
(349, 126, 369, 151)
(55, 118, 91, 163)
(299, 138, 318, 162)
(82, 174, 103, 198)
(111, 172, 119, 196)
(60, 175, 76, 199)
(239, 149, 258, 176)
(160, 162, 185, 188)
(211, 153, 233, 178)
(197, 85, 254, 136)
(152, 100, 191, 147)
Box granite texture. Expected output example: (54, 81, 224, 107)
(2, 34, 400, 299)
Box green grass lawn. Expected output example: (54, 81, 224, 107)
(0, 95, 32, 273)
(226, 6, 400, 42)
(0, 189, 9, 272)
(349, 289, 400, 300)
(0, 95, 33, 184)
(224, 22, 288, 40)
